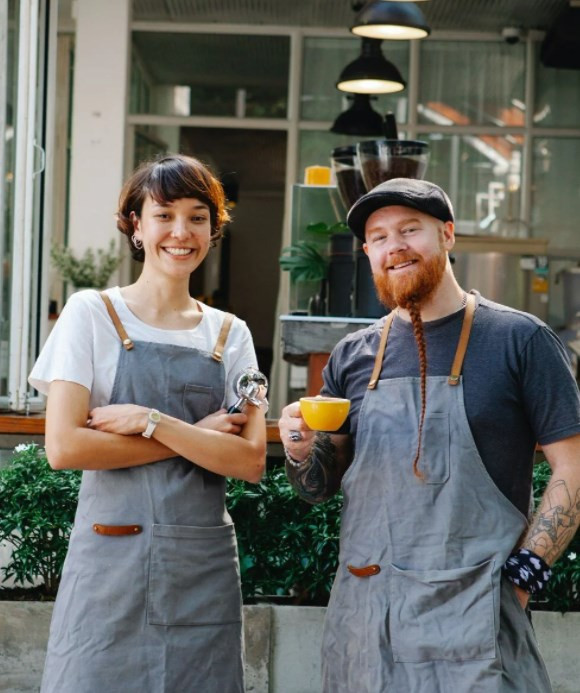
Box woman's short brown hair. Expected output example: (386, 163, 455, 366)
(117, 154, 231, 262)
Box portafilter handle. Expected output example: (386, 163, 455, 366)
(227, 367, 269, 414)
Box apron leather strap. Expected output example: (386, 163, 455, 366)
(99, 292, 134, 350)
(93, 523, 142, 536)
(347, 563, 381, 578)
(212, 313, 235, 362)
(448, 293, 476, 386)
(367, 293, 477, 390)
(368, 311, 396, 390)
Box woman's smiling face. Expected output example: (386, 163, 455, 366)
(132, 195, 212, 279)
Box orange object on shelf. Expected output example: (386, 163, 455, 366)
(304, 165, 332, 185)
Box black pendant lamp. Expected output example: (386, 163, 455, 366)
(336, 38, 406, 94)
(352, 0, 431, 41)
(330, 94, 383, 135)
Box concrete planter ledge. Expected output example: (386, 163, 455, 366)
(0, 603, 578, 692)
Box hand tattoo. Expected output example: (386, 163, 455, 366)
(285, 433, 347, 505)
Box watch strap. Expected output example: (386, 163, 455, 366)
(142, 409, 161, 438)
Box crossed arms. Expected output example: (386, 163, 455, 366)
(45, 380, 266, 482)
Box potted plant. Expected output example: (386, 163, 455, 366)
(279, 221, 349, 316)
(50, 239, 123, 290)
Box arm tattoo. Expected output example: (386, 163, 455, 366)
(524, 479, 580, 565)
(285, 433, 346, 505)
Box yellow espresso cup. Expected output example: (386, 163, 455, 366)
(299, 396, 351, 432)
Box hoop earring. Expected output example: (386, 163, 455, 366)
(131, 234, 143, 250)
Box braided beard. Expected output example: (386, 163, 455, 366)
(372, 246, 447, 479)
(372, 247, 446, 311)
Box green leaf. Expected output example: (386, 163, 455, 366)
(279, 241, 328, 283)
(0, 444, 81, 595)
(305, 222, 332, 235)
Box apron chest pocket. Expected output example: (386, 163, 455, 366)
(417, 412, 450, 484)
(389, 560, 496, 662)
(182, 384, 214, 424)
(147, 523, 242, 627)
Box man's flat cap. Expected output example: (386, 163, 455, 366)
(347, 178, 454, 241)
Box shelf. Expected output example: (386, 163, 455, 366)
(0, 414, 46, 434)
(454, 235, 549, 255)
(280, 315, 375, 363)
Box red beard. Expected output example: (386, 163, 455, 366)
(373, 247, 446, 310)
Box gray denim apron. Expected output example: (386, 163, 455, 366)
(322, 295, 552, 693)
(41, 296, 244, 693)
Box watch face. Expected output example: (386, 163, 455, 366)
(150, 410, 161, 423)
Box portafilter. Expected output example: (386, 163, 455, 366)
(227, 367, 269, 414)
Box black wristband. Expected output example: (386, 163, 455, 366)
(502, 548, 552, 595)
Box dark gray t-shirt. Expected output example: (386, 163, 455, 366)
(322, 292, 580, 517)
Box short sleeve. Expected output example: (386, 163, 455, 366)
(321, 346, 346, 399)
(28, 292, 95, 395)
(521, 325, 580, 445)
(320, 343, 351, 435)
(222, 318, 259, 409)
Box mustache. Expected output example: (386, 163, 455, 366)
(384, 252, 423, 269)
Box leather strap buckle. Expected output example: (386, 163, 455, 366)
(347, 563, 381, 578)
(93, 524, 142, 536)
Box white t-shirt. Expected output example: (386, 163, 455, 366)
(29, 287, 258, 411)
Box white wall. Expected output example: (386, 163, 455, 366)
(67, 0, 131, 260)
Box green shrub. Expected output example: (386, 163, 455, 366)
(0, 447, 578, 611)
(0, 444, 81, 596)
(227, 466, 342, 605)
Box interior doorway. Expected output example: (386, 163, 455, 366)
(182, 126, 286, 382)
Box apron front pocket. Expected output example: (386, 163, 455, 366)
(147, 523, 242, 626)
(389, 559, 496, 662)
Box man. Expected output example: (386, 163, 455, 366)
(278, 178, 580, 692)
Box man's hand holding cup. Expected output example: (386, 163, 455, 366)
(279, 396, 351, 465)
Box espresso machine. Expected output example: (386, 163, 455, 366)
(288, 115, 431, 319)
(331, 135, 430, 318)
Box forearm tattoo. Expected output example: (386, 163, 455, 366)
(285, 433, 344, 505)
(524, 478, 580, 565)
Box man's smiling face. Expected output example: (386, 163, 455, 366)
(363, 205, 453, 309)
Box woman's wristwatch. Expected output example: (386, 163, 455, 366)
(142, 409, 161, 438)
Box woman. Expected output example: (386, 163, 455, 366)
(29, 154, 267, 693)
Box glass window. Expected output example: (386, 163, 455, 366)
(298, 129, 411, 182)
(130, 32, 290, 119)
(298, 130, 359, 185)
(535, 47, 580, 128)
(301, 37, 409, 123)
(531, 137, 580, 249)
(134, 126, 170, 166)
(422, 132, 524, 236)
(418, 41, 526, 128)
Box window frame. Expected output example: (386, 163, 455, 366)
(2, 0, 57, 412)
